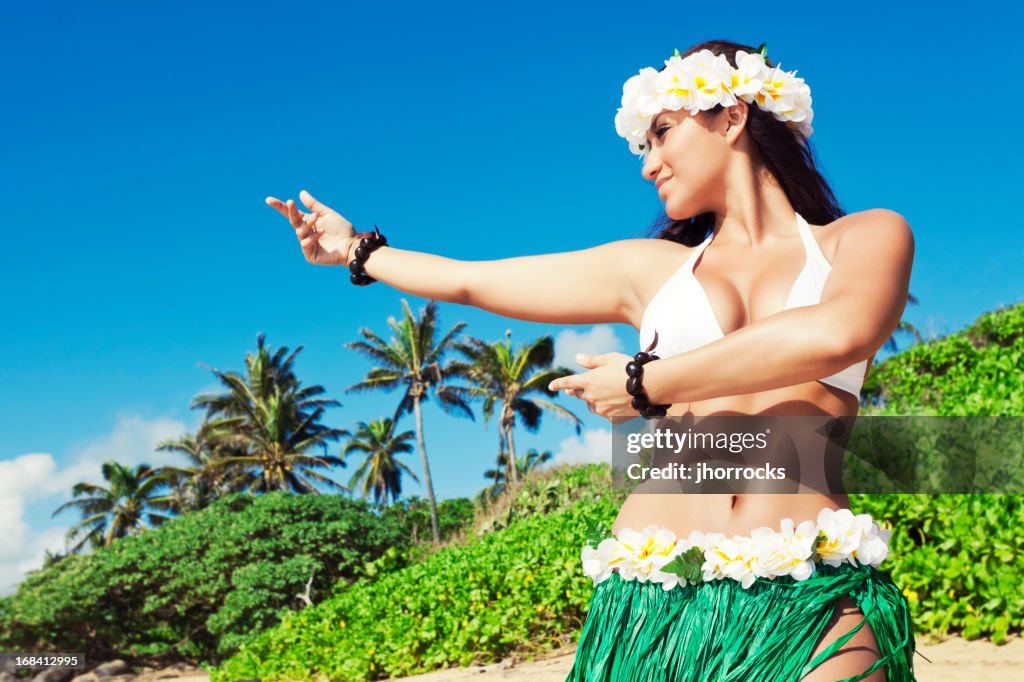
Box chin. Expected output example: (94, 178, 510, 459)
(664, 203, 691, 221)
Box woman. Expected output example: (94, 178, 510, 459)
(267, 40, 917, 682)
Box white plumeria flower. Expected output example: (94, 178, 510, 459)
(679, 49, 737, 112)
(852, 519, 892, 567)
(755, 65, 812, 122)
(654, 56, 697, 114)
(750, 518, 818, 581)
(615, 524, 680, 583)
(581, 542, 613, 585)
(815, 508, 866, 567)
(702, 535, 758, 588)
(614, 67, 661, 156)
(731, 50, 770, 100)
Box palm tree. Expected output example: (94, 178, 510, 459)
(192, 332, 350, 494)
(345, 299, 475, 544)
(449, 330, 582, 489)
(52, 460, 173, 553)
(343, 418, 420, 508)
(481, 447, 554, 500)
(149, 416, 256, 514)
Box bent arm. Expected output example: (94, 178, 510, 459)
(641, 210, 915, 404)
(356, 239, 647, 325)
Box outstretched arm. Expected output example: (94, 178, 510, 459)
(269, 190, 647, 325)
(549, 210, 914, 414)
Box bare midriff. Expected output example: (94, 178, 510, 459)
(611, 377, 864, 539)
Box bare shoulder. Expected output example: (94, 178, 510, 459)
(831, 208, 914, 252)
(807, 209, 913, 270)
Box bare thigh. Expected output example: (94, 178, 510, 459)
(801, 595, 886, 682)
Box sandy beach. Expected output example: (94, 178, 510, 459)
(118, 635, 1022, 682)
(392, 635, 1024, 681)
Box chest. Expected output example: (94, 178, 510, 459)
(636, 227, 840, 354)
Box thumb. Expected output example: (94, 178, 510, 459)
(575, 352, 596, 367)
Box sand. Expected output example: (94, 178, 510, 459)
(391, 635, 1024, 681)
(126, 635, 1022, 681)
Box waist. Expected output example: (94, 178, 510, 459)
(584, 505, 891, 591)
(613, 491, 850, 538)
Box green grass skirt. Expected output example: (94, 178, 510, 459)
(566, 563, 917, 682)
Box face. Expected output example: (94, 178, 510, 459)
(640, 103, 745, 220)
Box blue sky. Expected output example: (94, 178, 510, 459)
(1, 0, 1020, 592)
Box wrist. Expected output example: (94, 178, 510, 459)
(347, 226, 388, 286)
(343, 237, 361, 267)
(625, 351, 670, 420)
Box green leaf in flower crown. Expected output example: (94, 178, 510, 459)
(809, 530, 827, 563)
(757, 42, 768, 59)
(673, 48, 681, 58)
(583, 516, 611, 548)
(660, 546, 705, 583)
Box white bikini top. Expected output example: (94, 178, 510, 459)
(639, 211, 868, 399)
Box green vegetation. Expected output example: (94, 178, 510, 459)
(862, 302, 1023, 415)
(210, 466, 621, 681)
(0, 493, 408, 662)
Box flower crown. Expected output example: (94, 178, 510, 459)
(614, 43, 814, 158)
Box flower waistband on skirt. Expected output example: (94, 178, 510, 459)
(581, 507, 892, 590)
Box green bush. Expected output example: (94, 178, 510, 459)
(0, 492, 408, 663)
(863, 302, 1023, 415)
(210, 493, 622, 682)
(379, 495, 476, 545)
(850, 494, 1023, 644)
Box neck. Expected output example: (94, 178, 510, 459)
(709, 158, 798, 248)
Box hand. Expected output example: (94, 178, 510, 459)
(266, 189, 357, 266)
(547, 352, 640, 422)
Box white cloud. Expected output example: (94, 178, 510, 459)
(0, 413, 191, 596)
(552, 325, 624, 371)
(550, 428, 612, 466)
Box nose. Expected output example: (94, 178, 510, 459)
(641, 149, 661, 182)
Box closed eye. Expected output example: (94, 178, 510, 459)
(654, 125, 670, 140)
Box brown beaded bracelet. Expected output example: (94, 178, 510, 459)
(348, 225, 388, 286)
(625, 332, 670, 419)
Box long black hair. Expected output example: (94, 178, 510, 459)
(644, 40, 845, 246)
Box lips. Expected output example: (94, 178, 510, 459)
(655, 177, 671, 190)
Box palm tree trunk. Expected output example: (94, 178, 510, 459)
(505, 420, 519, 487)
(413, 396, 441, 544)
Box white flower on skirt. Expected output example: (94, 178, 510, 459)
(750, 517, 818, 581)
(852, 519, 892, 567)
(702, 535, 758, 588)
(613, 524, 680, 583)
(815, 508, 867, 567)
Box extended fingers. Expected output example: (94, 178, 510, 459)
(266, 196, 290, 218)
(549, 374, 583, 392)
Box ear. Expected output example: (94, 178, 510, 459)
(723, 100, 749, 144)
